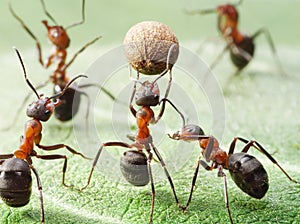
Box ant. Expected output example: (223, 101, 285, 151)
(8, 0, 116, 126)
(186, 0, 286, 76)
(0, 48, 90, 223)
(169, 124, 299, 223)
(79, 80, 186, 223)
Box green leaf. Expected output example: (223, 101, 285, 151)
(1, 0, 300, 224)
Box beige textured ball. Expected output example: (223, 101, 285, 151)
(123, 21, 179, 75)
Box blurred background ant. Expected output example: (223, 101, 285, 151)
(79, 80, 186, 223)
(7, 0, 116, 129)
(169, 124, 299, 224)
(0, 48, 90, 223)
(185, 0, 286, 76)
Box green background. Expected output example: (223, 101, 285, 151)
(0, 0, 299, 223)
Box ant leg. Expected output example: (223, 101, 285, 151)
(65, 0, 86, 30)
(164, 69, 172, 99)
(218, 165, 234, 224)
(30, 165, 45, 224)
(34, 154, 73, 187)
(155, 98, 186, 126)
(36, 143, 90, 159)
(251, 28, 287, 76)
(183, 157, 201, 211)
(184, 138, 214, 210)
(150, 142, 181, 208)
(234, 137, 299, 184)
(195, 36, 223, 54)
(201, 44, 229, 84)
(0, 154, 14, 160)
(75, 90, 90, 135)
(80, 142, 132, 190)
(152, 43, 177, 99)
(129, 72, 139, 117)
(79, 83, 117, 101)
(209, 44, 229, 72)
(64, 36, 102, 70)
(9, 3, 44, 66)
(199, 160, 234, 224)
(145, 150, 155, 224)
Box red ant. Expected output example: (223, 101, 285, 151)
(0, 48, 90, 223)
(186, 0, 286, 76)
(8, 0, 116, 126)
(169, 124, 299, 223)
(79, 80, 186, 223)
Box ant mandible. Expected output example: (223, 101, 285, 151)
(186, 0, 286, 76)
(8, 0, 116, 124)
(169, 124, 299, 223)
(0, 48, 90, 223)
(80, 80, 186, 223)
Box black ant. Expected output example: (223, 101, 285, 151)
(186, 0, 286, 76)
(0, 48, 90, 223)
(79, 80, 186, 223)
(169, 124, 299, 223)
(8, 0, 116, 126)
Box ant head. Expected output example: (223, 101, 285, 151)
(42, 20, 70, 49)
(135, 81, 160, 106)
(170, 124, 205, 141)
(217, 4, 239, 21)
(26, 96, 61, 122)
(13, 47, 86, 121)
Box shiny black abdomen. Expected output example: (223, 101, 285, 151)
(228, 152, 269, 199)
(53, 85, 80, 121)
(230, 36, 255, 70)
(120, 150, 149, 186)
(0, 158, 32, 207)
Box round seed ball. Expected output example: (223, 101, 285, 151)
(123, 21, 179, 75)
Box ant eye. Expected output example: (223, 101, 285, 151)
(44, 110, 50, 115)
(187, 127, 193, 133)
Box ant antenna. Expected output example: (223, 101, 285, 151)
(40, 0, 58, 25)
(185, 0, 244, 15)
(234, 0, 244, 7)
(13, 47, 40, 99)
(65, 0, 85, 30)
(48, 74, 87, 100)
(129, 76, 143, 85)
(153, 43, 177, 84)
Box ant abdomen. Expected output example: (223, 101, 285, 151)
(0, 158, 32, 207)
(230, 36, 255, 70)
(120, 150, 149, 186)
(53, 85, 80, 121)
(228, 152, 269, 199)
